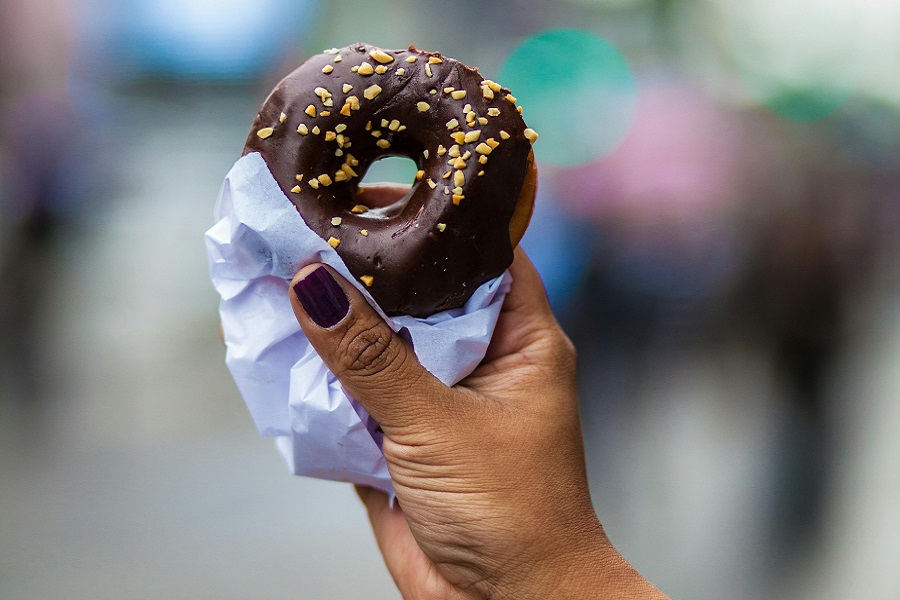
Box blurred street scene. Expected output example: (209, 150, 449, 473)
(1, 1, 898, 599)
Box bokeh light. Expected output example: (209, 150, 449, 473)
(499, 29, 636, 166)
(359, 156, 418, 184)
(719, 0, 858, 121)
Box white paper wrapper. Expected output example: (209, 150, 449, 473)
(205, 152, 511, 496)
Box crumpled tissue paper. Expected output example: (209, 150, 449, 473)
(205, 152, 511, 496)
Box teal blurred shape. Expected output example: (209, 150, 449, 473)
(764, 86, 848, 123)
(499, 29, 636, 166)
(360, 156, 418, 184)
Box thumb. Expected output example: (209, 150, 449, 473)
(289, 264, 445, 431)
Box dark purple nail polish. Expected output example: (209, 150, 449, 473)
(293, 266, 350, 328)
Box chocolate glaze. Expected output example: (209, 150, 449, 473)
(243, 43, 533, 317)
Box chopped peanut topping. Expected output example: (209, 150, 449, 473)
(346, 154, 359, 167)
(376, 139, 391, 148)
(364, 84, 382, 100)
(437, 223, 446, 232)
(453, 185, 464, 195)
(462, 150, 471, 160)
(257, 127, 274, 139)
(450, 131, 466, 144)
(347, 96, 360, 110)
(324, 131, 337, 141)
(279, 112, 287, 123)
(318, 174, 333, 186)
(371, 130, 382, 137)
(478, 117, 488, 125)
(417, 101, 430, 112)
(309, 179, 320, 189)
(437, 145, 447, 156)
(334, 170, 348, 181)
(342, 83, 353, 93)
(405, 56, 417, 63)
(320, 110, 331, 116)
(290, 185, 301, 193)
(388, 119, 400, 131)
(396, 68, 406, 75)
(423, 149, 430, 159)
(454, 170, 465, 187)
(360, 275, 374, 287)
(475, 143, 492, 155)
(297, 124, 309, 135)
(452, 195, 464, 205)
(442, 170, 452, 179)
(369, 49, 394, 63)
(414, 170, 425, 181)
(305, 105, 317, 117)
(314, 86, 332, 99)
(341, 164, 358, 178)
(322, 65, 334, 74)
(335, 123, 347, 133)
(446, 118, 459, 130)
(448, 145, 461, 157)
(360, 229, 369, 236)
(425, 63, 433, 77)
(295, 174, 304, 181)
(481, 86, 494, 100)
(427, 178, 437, 189)
(351, 204, 368, 213)
(331, 217, 342, 226)
(505, 94, 517, 103)
(311, 125, 321, 135)
(374, 65, 388, 74)
(451, 90, 467, 100)
(478, 155, 488, 164)
(334, 55, 343, 62)
(464, 130, 482, 143)
(524, 128, 539, 143)
(357, 62, 374, 75)
(483, 80, 501, 92)
(499, 130, 510, 140)
(428, 56, 443, 64)
(488, 108, 501, 117)
(327, 237, 340, 248)
(443, 87, 455, 93)
(478, 170, 485, 176)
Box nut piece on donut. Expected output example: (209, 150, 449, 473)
(243, 43, 538, 317)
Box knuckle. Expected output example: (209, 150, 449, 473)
(338, 319, 404, 380)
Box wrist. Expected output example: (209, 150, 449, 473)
(489, 519, 668, 600)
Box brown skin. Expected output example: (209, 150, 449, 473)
(288, 186, 669, 600)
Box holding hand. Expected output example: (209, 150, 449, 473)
(290, 246, 668, 600)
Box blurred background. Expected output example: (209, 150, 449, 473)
(1, 0, 898, 598)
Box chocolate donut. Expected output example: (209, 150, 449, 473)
(243, 43, 538, 317)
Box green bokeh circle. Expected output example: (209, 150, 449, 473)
(499, 29, 637, 166)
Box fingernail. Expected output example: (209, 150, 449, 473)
(293, 266, 350, 328)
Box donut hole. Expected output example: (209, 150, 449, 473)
(355, 155, 419, 215)
(360, 155, 418, 185)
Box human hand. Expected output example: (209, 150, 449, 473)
(289, 188, 668, 600)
